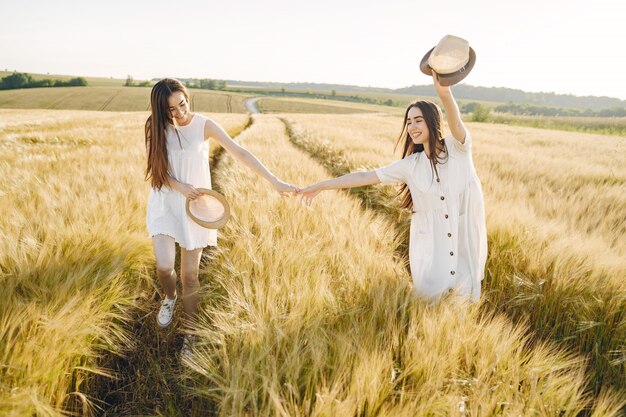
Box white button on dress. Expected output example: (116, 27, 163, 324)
(146, 114, 218, 250)
(375, 131, 487, 301)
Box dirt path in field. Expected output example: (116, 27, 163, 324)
(96, 114, 404, 416)
(244, 97, 262, 114)
(90, 114, 625, 415)
(279, 117, 411, 265)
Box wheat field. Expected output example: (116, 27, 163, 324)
(0, 109, 249, 416)
(0, 87, 251, 113)
(281, 114, 626, 393)
(1, 109, 624, 416)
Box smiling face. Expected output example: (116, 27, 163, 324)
(167, 91, 191, 125)
(406, 106, 430, 145)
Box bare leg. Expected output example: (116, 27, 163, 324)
(152, 234, 177, 299)
(180, 247, 203, 325)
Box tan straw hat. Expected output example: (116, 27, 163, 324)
(420, 35, 476, 86)
(186, 188, 230, 229)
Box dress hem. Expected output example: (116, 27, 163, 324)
(149, 232, 217, 250)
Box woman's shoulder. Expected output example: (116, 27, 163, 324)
(403, 152, 420, 161)
(194, 113, 220, 128)
(444, 128, 471, 142)
(188, 113, 206, 125)
(444, 129, 472, 155)
(191, 113, 212, 132)
(392, 152, 420, 171)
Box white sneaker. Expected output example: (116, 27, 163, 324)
(157, 294, 177, 328)
(180, 334, 196, 362)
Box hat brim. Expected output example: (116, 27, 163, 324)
(185, 188, 231, 229)
(420, 46, 476, 87)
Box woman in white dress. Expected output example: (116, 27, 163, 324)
(299, 74, 487, 302)
(145, 79, 296, 351)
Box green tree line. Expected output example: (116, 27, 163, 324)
(124, 75, 151, 87)
(227, 86, 404, 107)
(181, 78, 227, 90)
(225, 80, 626, 110)
(459, 101, 626, 118)
(492, 102, 626, 117)
(0, 72, 87, 90)
(397, 84, 626, 111)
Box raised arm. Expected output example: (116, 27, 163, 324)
(204, 118, 296, 195)
(299, 171, 380, 206)
(432, 73, 468, 144)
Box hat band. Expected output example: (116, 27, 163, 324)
(437, 59, 469, 75)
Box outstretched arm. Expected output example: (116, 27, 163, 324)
(433, 73, 468, 144)
(299, 171, 380, 206)
(204, 118, 297, 195)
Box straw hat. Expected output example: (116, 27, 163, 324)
(185, 188, 230, 229)
(420, 35, 476, 86)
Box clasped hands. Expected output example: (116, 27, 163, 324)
(176, 178, 320, 206)
(273, 178, 322, 207)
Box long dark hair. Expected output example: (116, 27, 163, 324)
(394, 100, 447, 210)
(145, 78, 190, 190)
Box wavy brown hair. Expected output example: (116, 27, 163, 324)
(145, 78, 190, 190)
(394, 100, 447, 210)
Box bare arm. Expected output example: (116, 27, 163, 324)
(204, 118, 297, 195)
(299, 171, 380, 206)
(432, 73, 468, 143)
(166, 176, 203, 200)
(312, 171, 380, 191)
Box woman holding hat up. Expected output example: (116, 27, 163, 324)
(145, 78, 297, 354)
(298, 39, 487, 302)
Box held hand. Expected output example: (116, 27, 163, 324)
(298, 183, 323, 206)
(432, 72, 450, 97)
(273, 178, 299, 197)
(177, 182, 202, 200)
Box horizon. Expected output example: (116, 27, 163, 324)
(2, 0, 625, 100)
(4, 69, 625, 102)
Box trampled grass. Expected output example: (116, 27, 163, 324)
(0, 87, 251, 113)
(281, 114, 626, 397)
(0, 109, 250, 416)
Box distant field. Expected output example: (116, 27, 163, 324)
(0, 86, 251, 113)
(328, 90, 503, 108)
(1, 74, 625, 137)
(234, 85, 429, 102)
(489, 112, 626, 136)
(257, 97, 401, 114)
(230, 85, 502, 109)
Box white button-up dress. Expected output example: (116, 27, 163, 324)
(146, 114, 218, 250)
(375, 132, 487, 301)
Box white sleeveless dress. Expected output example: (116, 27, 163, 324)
(146, 114, 218, 250)
(375, 131, 487, 301)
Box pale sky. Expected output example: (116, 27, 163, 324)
(1, 0, 625, 100)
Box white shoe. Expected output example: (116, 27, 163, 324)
(157, 294, 177, 328)
(180, 334, 196, 362)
